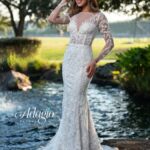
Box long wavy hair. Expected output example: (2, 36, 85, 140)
(67, 0, 100, 17)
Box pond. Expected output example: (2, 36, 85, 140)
(0, 81, 149, 150)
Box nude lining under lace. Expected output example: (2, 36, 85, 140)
(73, 12, 100, 32)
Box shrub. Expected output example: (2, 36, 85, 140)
(0, 53, 17, 72)
(0, 53, 50, 73)
(0, 37, 41, 57)
(27, 59, 51, 73)
(116, 45, 150, 99)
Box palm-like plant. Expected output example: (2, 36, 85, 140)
(0, 15, 11, 36)
(116, 45, 150, 99)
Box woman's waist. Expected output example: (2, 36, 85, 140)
(67, 42, 92, 48)
(64, 43, 93, 62)
(69, 33, 94, 46)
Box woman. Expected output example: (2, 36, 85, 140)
(39, 0, 117, 149)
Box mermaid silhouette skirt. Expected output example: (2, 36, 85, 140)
(38, 43, 117, 150)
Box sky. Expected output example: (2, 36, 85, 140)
(104, 11, 136, 23)
(0, 4, 136, 23)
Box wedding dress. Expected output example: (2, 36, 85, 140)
(38, 2, 117, 150)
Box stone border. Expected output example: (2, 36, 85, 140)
(102, 138, 150, 150)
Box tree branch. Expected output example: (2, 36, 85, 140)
(2, 1, 17, 33)
(0, 0, 19, 8)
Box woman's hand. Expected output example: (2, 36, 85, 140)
(60, 0, 68, 3)
(46, 0, 69, 24)
(86, 59, 97, 78)
(60, 0, 68, 6)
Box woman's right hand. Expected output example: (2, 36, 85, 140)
(47, 0, 70, 24)
(60, 0, 68, 6)
(60, 0, 68, 3)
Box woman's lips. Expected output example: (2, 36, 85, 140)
(76, 0, 82, 4)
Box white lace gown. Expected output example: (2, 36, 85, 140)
(38, 5, 117, 150)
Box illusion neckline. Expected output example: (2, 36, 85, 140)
(72, 11, 99, 33)
(79, 11, 100, 15)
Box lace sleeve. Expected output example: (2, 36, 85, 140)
(94, 12, 114, 64)
(47, 2, 70, 24)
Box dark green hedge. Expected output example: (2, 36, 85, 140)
(116, 44, 150, 99)
(0, 37, 41, 57)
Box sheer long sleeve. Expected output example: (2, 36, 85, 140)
(47, 1, 70, 24)
(94, 12, 114, 64)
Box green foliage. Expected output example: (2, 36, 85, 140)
(0, 56, 11, 72)
(0, 37, 41, 57)
(0, 15, 11, 35)
(97, 0, 150, 18)
(0, 0, 57, 36)
(27, 59, 50, 73)
(0, 53, 23, 72)
(0, 0, 149, 37)
(116, 45, 150, 98)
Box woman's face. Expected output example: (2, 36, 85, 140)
(75, 0, 88, 7)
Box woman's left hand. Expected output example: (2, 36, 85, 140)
(86, 59, 97, 78)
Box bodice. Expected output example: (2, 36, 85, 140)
(67, 12, 100, 46)
(48, 4, 114, 63)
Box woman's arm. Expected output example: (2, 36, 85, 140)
(86, 13, 114, 78)
(47, 0, 70, 24)
(94, 12, 114, 64)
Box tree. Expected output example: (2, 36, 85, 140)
(0, 14, 11, 36)
(0, 0, 149, 37)
(0, 0, 57, 37)
(99, 0, 150, 19)
(99, 0, 150, 39)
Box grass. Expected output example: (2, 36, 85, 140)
(35, 37, 150, 66)
(1, 37, 150, 71)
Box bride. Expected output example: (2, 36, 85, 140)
(38, 0, 118, 149)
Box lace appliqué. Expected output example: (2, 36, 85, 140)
(67, 12, 100, 45)
(95, 12, 114, 63)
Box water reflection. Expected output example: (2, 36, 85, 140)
(0, 81, 149, 149)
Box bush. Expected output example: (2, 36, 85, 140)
(0, 53, 17, 72)
(0, 53, 50, 73)
(0, 37, 41, 57)
(116, 45, 150, 99)
(27, 59, 50, 74)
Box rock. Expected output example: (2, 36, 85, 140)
(95, 62, 120, 79)
(102, 138, 150, 150)
(41, 68, 62, 82)
(92, 62, 121, 87)
(0, 70, 32, 91)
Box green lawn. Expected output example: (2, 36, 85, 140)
(35, 37, 150, 66)
(1, 37, 149, 71)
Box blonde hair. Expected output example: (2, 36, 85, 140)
(67, 0, 100, 17)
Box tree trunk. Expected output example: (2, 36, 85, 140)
(14, 17, 25, 37)
(4, 3, 25, 37)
